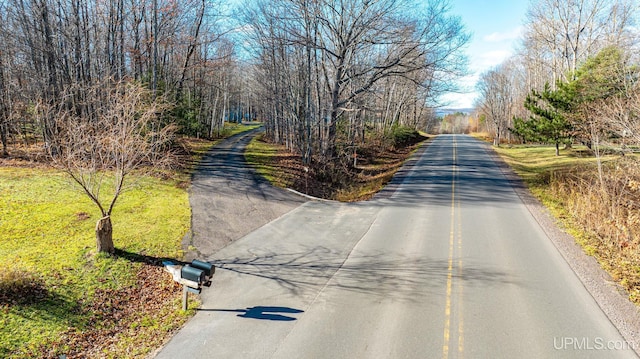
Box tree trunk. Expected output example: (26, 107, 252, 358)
(96, 216, 114, 253)
(0, 50, 7, 158)
(0, 122, 8, 157)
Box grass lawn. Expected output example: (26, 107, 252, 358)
(0, 122, 262, 358)
(492, 143, 609, 223)
(493, 144, 597, 182)
(496, 144, 600, 197)
(492, 144, 614, 209)
(0, 168, 191, 357)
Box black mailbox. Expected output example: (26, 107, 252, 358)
(190, 259, 214, 277)
(165, 259, 216, 310)
(181, 265, 205, 284)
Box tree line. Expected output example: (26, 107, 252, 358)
(0, 0, 248, 158)
(475, 0, 640, 150)
(0, 0, 469, 162)
(241, 0, 468, 166)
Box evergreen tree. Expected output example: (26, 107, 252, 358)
(511, 83, 573, 156)
(559, 46, 634, 148)
(512, 47, 637, 156)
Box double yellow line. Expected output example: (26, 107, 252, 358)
(442, 136, 464, 358)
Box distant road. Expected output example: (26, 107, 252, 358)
(158, 134, 637, 358)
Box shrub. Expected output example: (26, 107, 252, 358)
(388, 126, 421, 148)
(548, 157, 640, 301)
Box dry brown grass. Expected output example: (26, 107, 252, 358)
(548, 158, 640, 302)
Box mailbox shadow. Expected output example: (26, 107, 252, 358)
(199, 306, 304, 321)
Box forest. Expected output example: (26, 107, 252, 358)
(0, 0, 468, 168)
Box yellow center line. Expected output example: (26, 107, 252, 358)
(457, 194, 464, 357)
(442, 211, 454, 357)
(442, 136, 464, 358)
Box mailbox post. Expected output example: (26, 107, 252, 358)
(163, 259, 215, 311)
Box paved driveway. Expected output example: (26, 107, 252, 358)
(184, 127, 306, 260)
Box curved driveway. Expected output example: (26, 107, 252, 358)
(161, 134, 640, 358)
(184, 128, 305, 259)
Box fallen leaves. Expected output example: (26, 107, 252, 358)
(0, 269, 49, 306)
(29, 265, 186, 359)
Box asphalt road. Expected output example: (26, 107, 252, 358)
(157, 134, 638, 358)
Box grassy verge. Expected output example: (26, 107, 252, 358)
(494, 144, 640, 304)
(244, 132, 429, 201)
(493, 144, 599, 186)
(244, 134, 299, 189)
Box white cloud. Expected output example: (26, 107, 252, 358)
(440, 26, 523, 110)
(478, 50, 513, 68)
(440, 92, 478, 109)
(440, 74, 480, 109)
(483, 26, 523, 43)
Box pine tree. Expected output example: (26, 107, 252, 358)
(511, 83, 573, 156)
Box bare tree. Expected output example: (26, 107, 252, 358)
(523, 0, 637, 86)
(476, 65, 516, 146)
(0, 26, 8, 158)
(48, 79, 176, 253)
(600, 91, 640, 148)
(243, 0, 468, 165)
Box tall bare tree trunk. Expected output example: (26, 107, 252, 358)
(0, 123, 7, 158)
(152, 0, 158, 97)
(0, 49, 8, 158)
(176, 0, 205, 101)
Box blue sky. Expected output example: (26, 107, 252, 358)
(442, 0, 530, 109)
